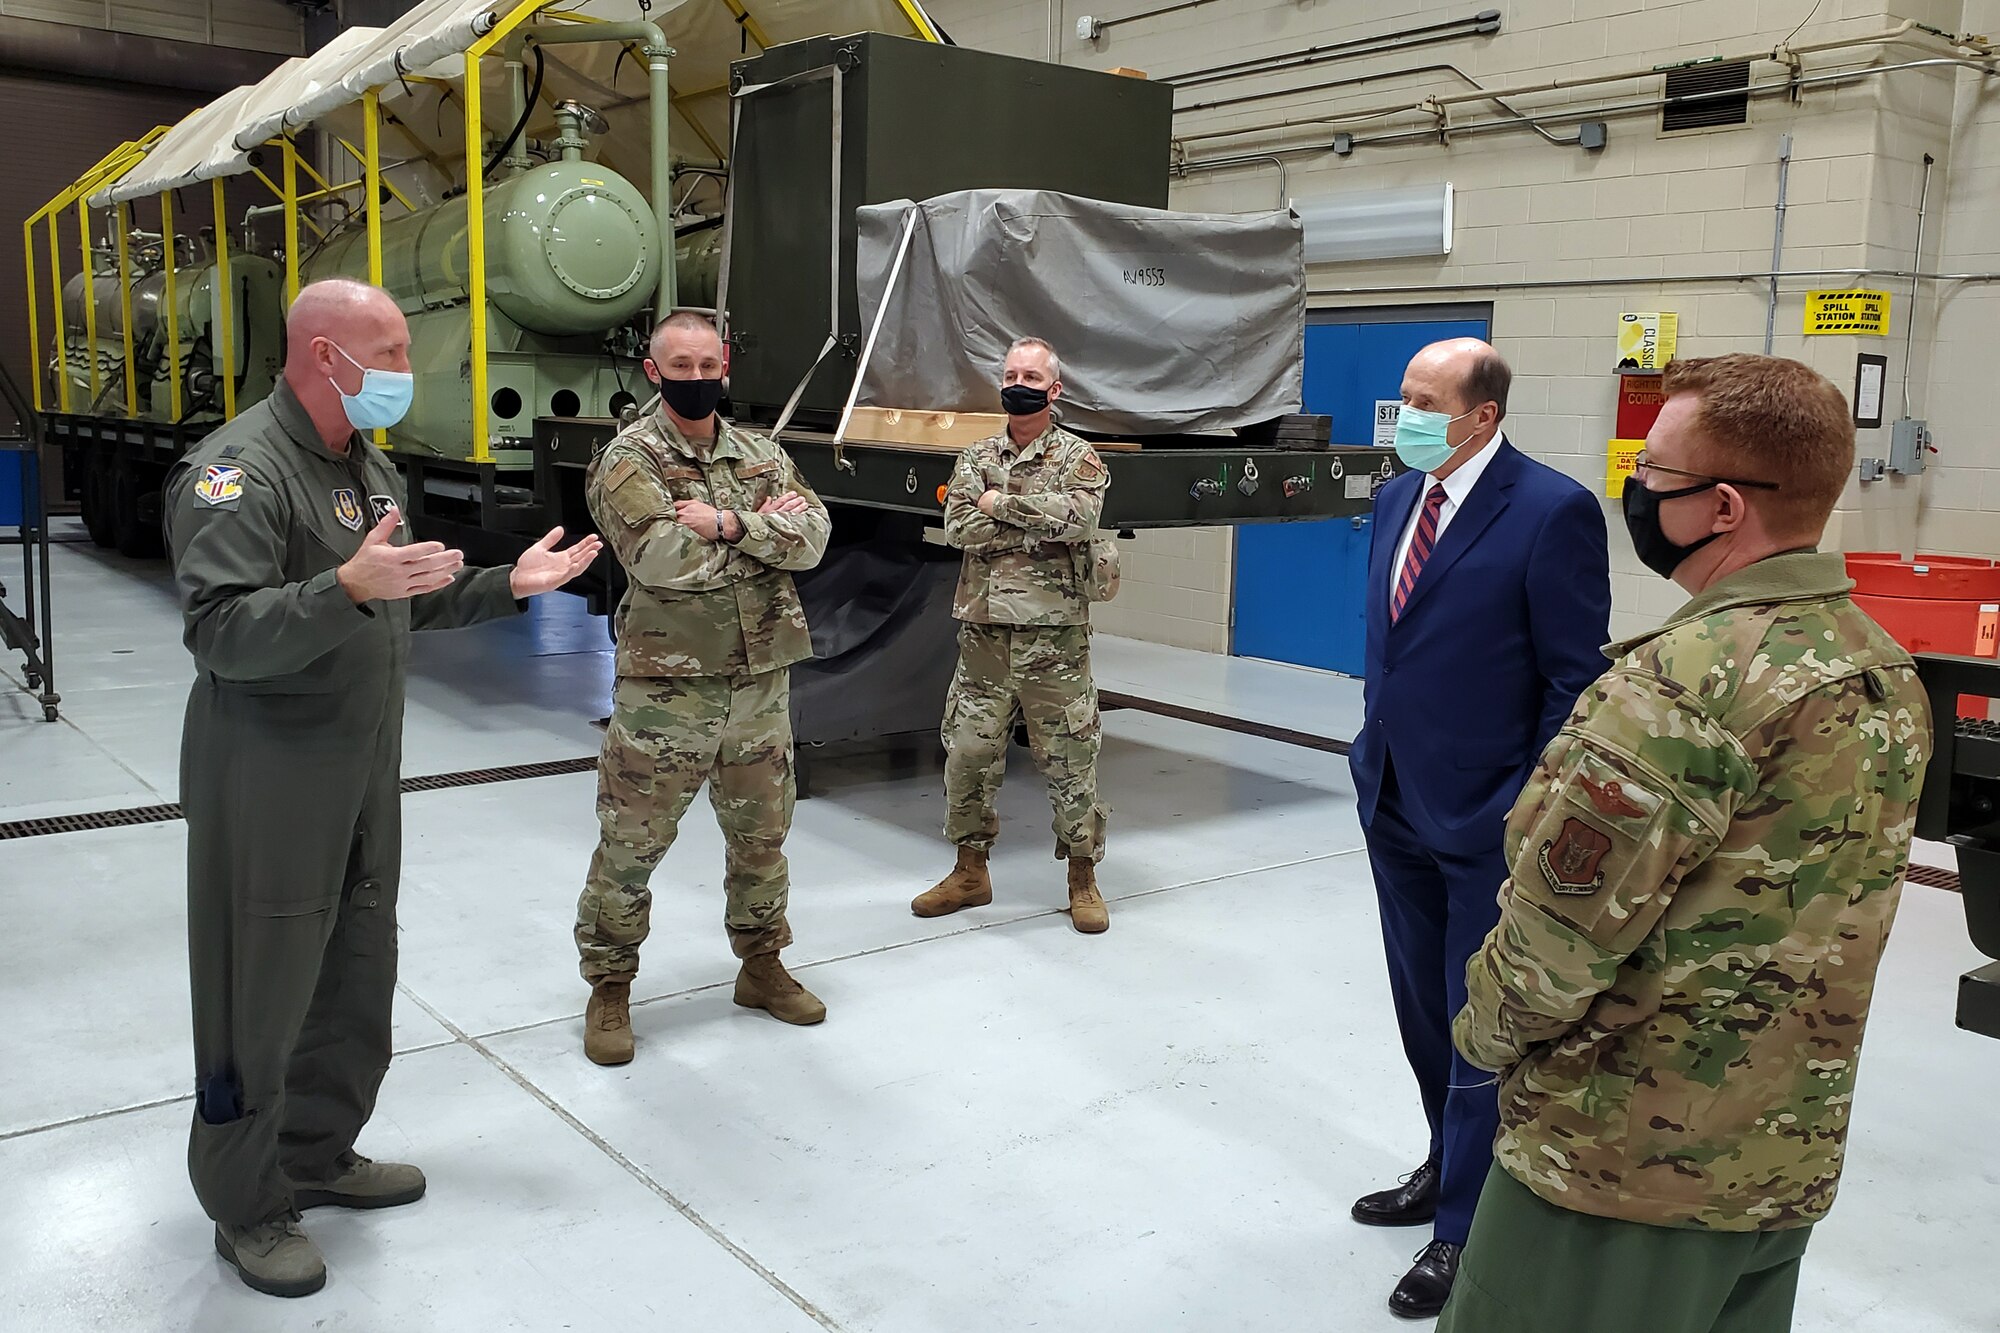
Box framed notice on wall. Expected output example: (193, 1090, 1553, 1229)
(1853, 353, 1887, 429)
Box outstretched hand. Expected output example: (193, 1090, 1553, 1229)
(510, 527, 604, 597)
(337, 508, 464, 603)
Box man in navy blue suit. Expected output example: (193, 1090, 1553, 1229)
(1346, 338, 1611, 1319)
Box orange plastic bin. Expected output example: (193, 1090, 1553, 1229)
(1845, 552, 2000, 719)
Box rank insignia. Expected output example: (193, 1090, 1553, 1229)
(1539, 817, 1612, 895)
(193, 465, 244, 507)
(332, 488, 364, 531)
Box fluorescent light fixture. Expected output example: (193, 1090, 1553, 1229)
(1292, 183, 1453, 264)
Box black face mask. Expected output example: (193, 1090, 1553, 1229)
(656, 373, 724, 423)
(1622, 476, 1721, 579)
(1000, 383, 1053, 417)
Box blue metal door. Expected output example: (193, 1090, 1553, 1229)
(1232, 312, 1490, 674)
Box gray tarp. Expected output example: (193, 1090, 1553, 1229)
(853, 189, 1304, 436)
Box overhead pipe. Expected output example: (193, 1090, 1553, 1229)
(1302, 267, 2000, 301)
(1176, 23, 1990, 150)
(1179, 61, 1586, 148)
(1165, 11, 1499, 89)
(1174, 55, 1997, 164)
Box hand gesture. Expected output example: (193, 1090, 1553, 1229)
(510, 527, 604, 598)
(757, 492, 811, 517)
(674, 499, 725, 541)
(336, 508, 464, 603)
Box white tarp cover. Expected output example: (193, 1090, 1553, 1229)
(94, 0, 938, 216)
(97, 26, 385, 205)
(854, 190, 1306, 436)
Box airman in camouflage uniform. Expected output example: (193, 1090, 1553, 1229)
(576, 314, 831, 1065)
(912, 337, 1113, 933)
(1442, 355, 1934, 1333)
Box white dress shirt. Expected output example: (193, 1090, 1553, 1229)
(1389, 433, 1504, 609)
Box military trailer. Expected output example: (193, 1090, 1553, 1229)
(23, 0, 1396, 756)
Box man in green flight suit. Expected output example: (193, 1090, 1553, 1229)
(575, 312, 831, 1066)
(1440, 354, 1933, 1333)
(166, 278, 600, 1299)
(911, 336, 1114, 932)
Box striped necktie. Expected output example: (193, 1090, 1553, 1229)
(1391, 483, 1449, 624)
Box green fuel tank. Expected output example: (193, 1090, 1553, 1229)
(305, 157, 662, 336)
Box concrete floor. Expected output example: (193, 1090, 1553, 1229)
(1, 523, 1995, 1332)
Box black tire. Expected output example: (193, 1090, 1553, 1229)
(83, 455, 117, 548)
(113, 460, 164, 559)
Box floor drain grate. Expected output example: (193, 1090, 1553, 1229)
(1907, 863, 1962, 892)
(0, 757, 598, 840)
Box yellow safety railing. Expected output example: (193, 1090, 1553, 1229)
(77, 198, 99, 407)
(213, 177, 235, 420)
(116, 202, 137, 417)
(362, 89, 387, 447)
(162, 190, 181, 421)
(24, 131, 165, 415)
(282, 137, 301, 304)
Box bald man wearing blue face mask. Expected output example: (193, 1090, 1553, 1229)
(1345, 338, 1611, 1319)
(164, 279, 601, 1299)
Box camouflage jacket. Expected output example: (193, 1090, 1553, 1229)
(1454, 551, 1931, 1231)
(943, 424, 1108, 627)
(586, 409, 829, 678)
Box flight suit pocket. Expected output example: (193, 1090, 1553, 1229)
(602, 458, 676, 528)
(729, 458, 784, 510)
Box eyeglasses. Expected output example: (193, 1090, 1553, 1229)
(1633, 452, 1780, 491)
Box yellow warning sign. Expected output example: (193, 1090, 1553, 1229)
(1804, 289, 1890, 336)
(1606, 439, 1645, 498)
(1615, 312, 1677, 371)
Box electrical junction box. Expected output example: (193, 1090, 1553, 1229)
(1889, 418, 1932, 475)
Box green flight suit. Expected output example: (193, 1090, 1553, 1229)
(164, 380, 521, 1229)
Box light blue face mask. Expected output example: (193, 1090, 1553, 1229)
(1392, 404, 1479, 473)
(327, 340, 415, 431)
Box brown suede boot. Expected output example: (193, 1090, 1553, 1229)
(735, 954, 827, 1025)
(1067, 858, 1109, 934)
(584, 980, 634, 1065)
(911, 845, 993, 918)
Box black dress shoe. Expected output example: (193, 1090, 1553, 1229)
(1351, 1158, 1440, 1227)
(1389, 1240, 1462, 1320)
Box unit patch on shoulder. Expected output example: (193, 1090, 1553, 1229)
(331, 488, 365, 531)
(1073, 456, 1108, 487)
(368, 494, 405, 529)
(194, 464, 245, 507)
(1538, 817, 1612, 896)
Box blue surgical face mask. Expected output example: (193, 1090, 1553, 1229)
(327, 340, 414, 431)
(1392, 404, 1480, 473)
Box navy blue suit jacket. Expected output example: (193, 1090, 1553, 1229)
(1348, 438, 1612, 856)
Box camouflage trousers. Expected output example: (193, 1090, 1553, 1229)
(576, 670, 795, 983)
(942, 622, 1107, 862)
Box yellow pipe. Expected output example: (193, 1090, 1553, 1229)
(461, 0, 560, 465)
(283, 138, 300, 304)
(161, 192, 181, 421)
(23, 221, 41, 413)
(212, 177, 236, 420)
(336, 134, 415, 211)
(892, 0, 942, 42)
(464, 55, 489, 463)
(117, 203, 137, 417)
(364, 89, 387, 447)
(48, 213, 67, 412)
(77, 199, 99, 408)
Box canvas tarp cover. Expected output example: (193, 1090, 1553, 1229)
(853, 190, 1304, 436)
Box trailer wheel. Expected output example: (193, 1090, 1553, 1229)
(113, 460, 163, 559)
(83, 454, 117, 548)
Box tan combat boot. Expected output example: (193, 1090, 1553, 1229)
(1067, 858, 1109, 934)
(214, 1216, 326, 1298)
(584, 979, 634, 1065)
(735, 954, 828, 1025)
(911, 845, 993, 918)
(292, 1152, 426, 1210)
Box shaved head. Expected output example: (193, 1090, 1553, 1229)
(283, 278, 412, 448)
